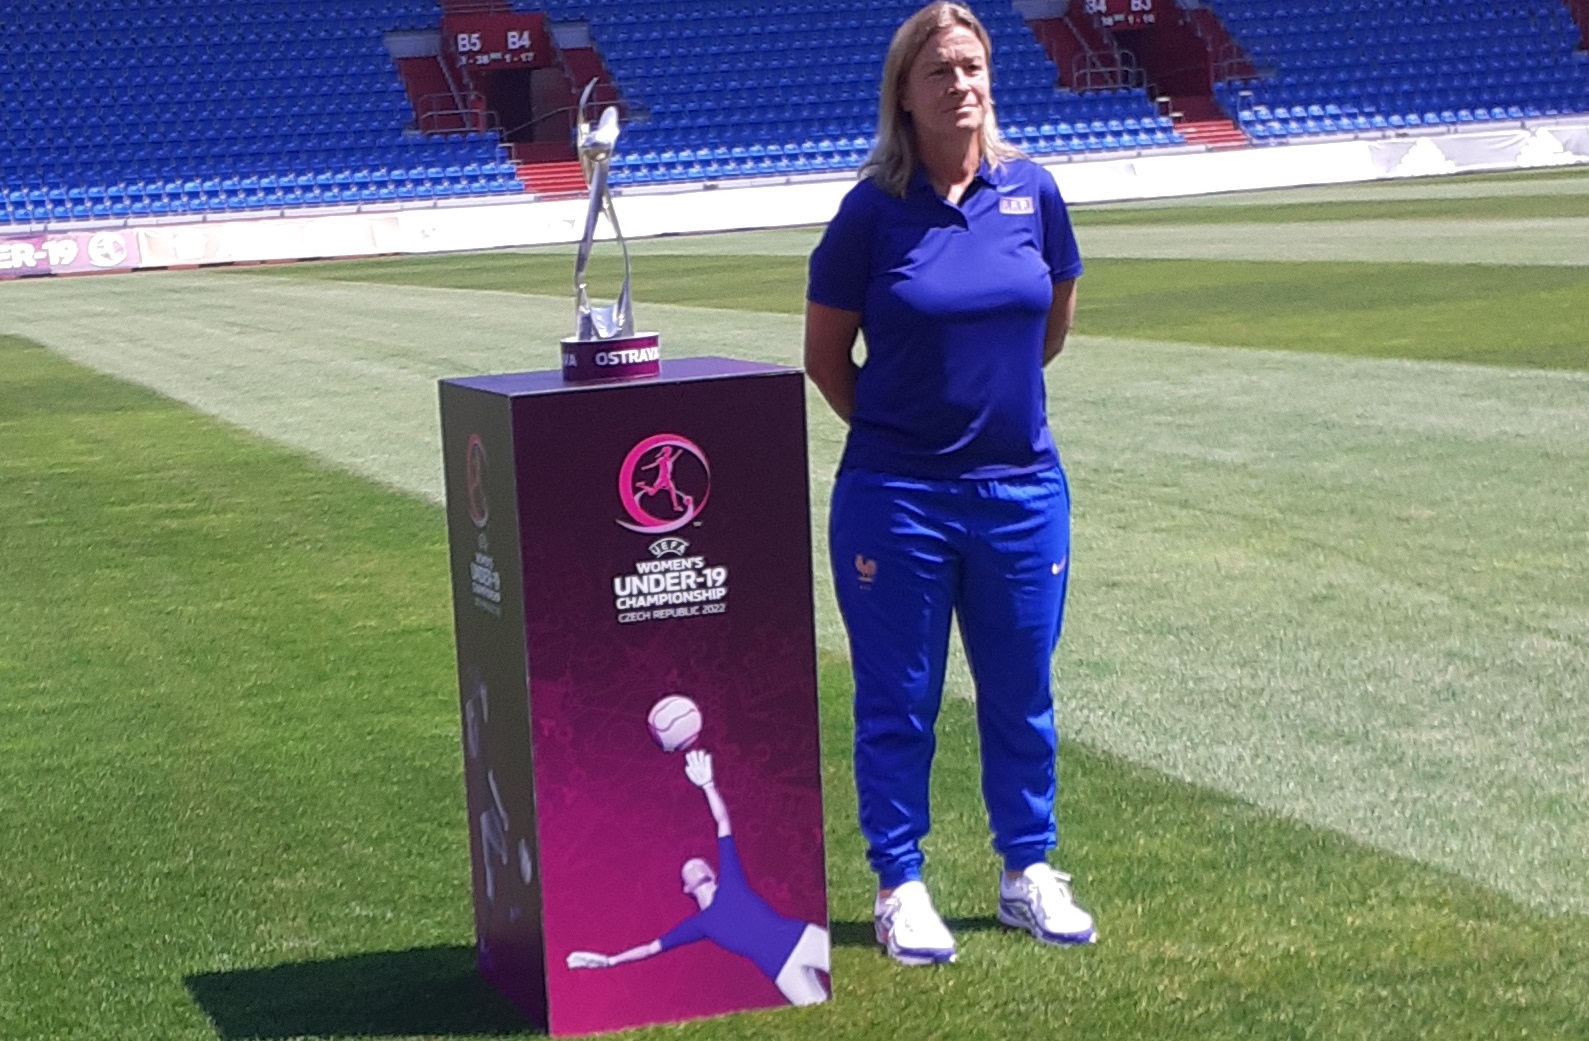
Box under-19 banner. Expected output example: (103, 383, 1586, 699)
(0, 229, 140, 278)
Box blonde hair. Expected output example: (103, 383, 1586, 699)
(861, 2, 1022, 198)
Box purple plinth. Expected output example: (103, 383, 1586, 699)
(439, 357, 828, 1036)
(560, 333, 661, 383)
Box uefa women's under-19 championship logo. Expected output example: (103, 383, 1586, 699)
(617, 434, 711, 534)
(466, 433, 490, 529)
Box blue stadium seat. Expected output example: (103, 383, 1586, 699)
(8, 0, 1589, 215)
(1206, 0, 1588, 135)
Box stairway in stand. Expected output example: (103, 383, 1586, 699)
(512, 146, 586, 196)
(506, 18, 624, 198)
(1169, 95, 1248, 150)
(1175, 120, 1249, 149)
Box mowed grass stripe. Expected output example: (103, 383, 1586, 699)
(4, 271, 1586, 913)
(1074, 258, 1589, 367)
(235, 247, 819, 310)
(1075, 165, 1589, 224)
(1097, 166, 1589, 202)
(230, 250, 1589, 370)
(4, 334, 1589, 1041)
(497, 214, 1589, 269)
(1071, 186, 1589, 226)
(0, 271, 848, 654)
(1056, 335, 1589, 915)
(1076, 217, 1589, 268)
(0, 335, 475, 1039)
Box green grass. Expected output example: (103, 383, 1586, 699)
(0, 335, 471, 1037)
(5, 333, 1589, 1040)
(238, 251, 1589, 371)
(6, 172, 1588, 1038)
(1073, 191, 1589, 226)
(9, 224, 1587, 919)
(1075, 259, 1589, 368)
(234, 252, 812, 315)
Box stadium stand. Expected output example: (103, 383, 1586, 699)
(560, 0, 1181, 187)
(0, 0, 1191, 228)
(0, 0, 522, 228)
(1208, 0, 1589, 143)
(1024, 1, 1247, 150)
(3, 1, 1588, 230)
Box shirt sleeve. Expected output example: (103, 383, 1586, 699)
(715, 834, 749, 891)
(1038, 172, 1084, 283)
(806, 182, 876, 313)
(657, 913, 706, 952)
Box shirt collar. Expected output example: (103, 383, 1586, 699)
(976, 158, 1011, 188)
(908, 158, 1001, 202)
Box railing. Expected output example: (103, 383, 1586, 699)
(1183, 9, 1266, 83)
(553, 36, 618, 121)
(438, 0, 512, 14)
(417, 91, 498, 134)
(502, 103, 580, 144)
(1213, 41, 1266, 81)
(1060, 9, 1147, 91)
(437, 51, 470, 121)
(1072, 51, 1146, 90)
(558, 53, 638, 126)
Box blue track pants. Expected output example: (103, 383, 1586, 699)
(829, 466, 1070, 890)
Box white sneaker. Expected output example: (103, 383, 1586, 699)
(874, 880, 956, 965)
(997, 863, 1096, 946)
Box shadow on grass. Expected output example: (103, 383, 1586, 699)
(830, 916, 1001, 949)
(185, 944, 537, 1039)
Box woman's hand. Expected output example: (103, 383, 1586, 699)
(803, 301, 862, 423)
(1043, 279, 1077, 365)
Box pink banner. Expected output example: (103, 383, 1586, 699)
(0, 230, 140, 279)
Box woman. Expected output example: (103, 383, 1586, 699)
(804, 2, 1094, 966)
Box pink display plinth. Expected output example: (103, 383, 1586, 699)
(438, 357, 828, 1036)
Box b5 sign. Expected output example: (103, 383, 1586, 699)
(458, 29, 535, 53)
(443, 14, 551, 67)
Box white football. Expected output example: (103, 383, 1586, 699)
(647, 695, 702, 752)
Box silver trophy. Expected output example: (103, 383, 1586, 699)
(573, 81, 631, 340)
(561, 81, 659, 382)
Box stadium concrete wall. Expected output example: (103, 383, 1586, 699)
(3, 122, 1586, 279)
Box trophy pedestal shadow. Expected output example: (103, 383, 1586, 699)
(437, 358, 829, 1036)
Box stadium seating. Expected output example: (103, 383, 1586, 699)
(4, 1, 1588, 229)
(0, 0, 522, 228)
(0, 0, 1188, 227)
(543, 0, 1178, 186)
(1207, 0, 1589, 144)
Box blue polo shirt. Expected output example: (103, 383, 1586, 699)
(807, 158, 1082, 480)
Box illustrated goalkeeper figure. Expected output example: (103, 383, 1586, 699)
(565, 750, 831, 1006)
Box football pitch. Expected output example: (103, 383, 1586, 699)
(2, 167, 1587, 1039)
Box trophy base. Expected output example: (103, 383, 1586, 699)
(560, 334, 661, 384)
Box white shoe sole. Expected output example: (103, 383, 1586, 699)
(874, 919, 957, 965)
(996, 900, 1097, 946)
